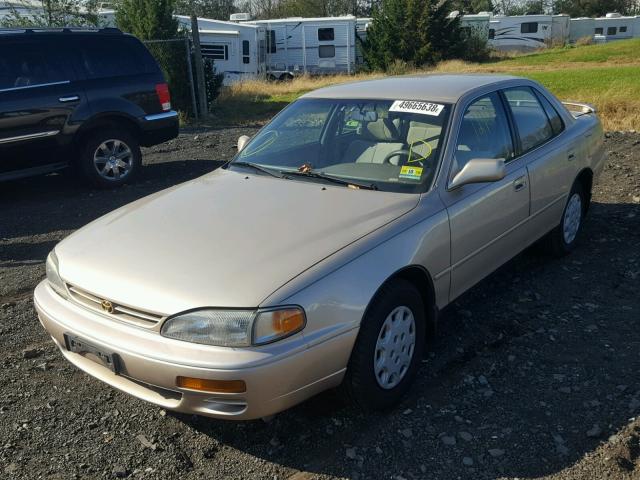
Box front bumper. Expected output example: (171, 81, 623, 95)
(34, 281, 355, 420)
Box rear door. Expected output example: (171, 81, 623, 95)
(0, 36, 85, 176)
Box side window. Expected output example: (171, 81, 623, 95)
(268, 30, 276, 53)
(607, 27, 617, 35)
(521, 22, 538, 33)
(318, 28, 334, 41)
(620, 26, 628, 33)
(535, 90, 564, 136)
(0, 42, 70, 89)
(595, 27, 603, 35)
(488, 28, 495, 39)
(503, 87, 554, 153)
(201, 44, 228, 60)
(319, 45, 335, 58)
(79, 37, 146, 79)
(242, 40, 250, 64)
(453, 92, 514, 177)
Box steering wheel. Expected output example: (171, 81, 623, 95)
(382, 149, 410, 165)
(382, 134, 442, 165)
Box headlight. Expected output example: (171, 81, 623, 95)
(160, 307, 305, 347)
(45, 251, 68, 299)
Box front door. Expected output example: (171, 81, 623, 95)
(439, 91, 530, 301)
(0, 38, 84, 177)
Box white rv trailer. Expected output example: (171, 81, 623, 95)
(569, 13, 640, 43)
(592, 13, 640, 43)
(174, 15, 266, 84)
(243, 16, 357, 79)
(489, 14, 570, 51)
(459, 12, 491, 39)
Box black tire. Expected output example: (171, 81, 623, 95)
(77, 128, 141, 188)
(342, 279, 426, 411)
(544, 180, 588, 256)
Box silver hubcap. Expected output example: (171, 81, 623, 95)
(374, 306, 416, 390)
(94, 139, 133, 180)
(563, 193, 582, 244)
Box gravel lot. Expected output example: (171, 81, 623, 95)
(1, 128, 639, 480)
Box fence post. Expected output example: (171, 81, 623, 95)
(184, 37, 199, 121)
(191, 15, 208, 117)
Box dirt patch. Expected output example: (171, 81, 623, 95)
(0, 129, 639, 479)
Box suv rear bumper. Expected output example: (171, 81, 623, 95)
(139, 111, 179, 147)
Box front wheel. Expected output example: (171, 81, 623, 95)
(342, 279, 425, 411)
(78, 129, 141, 188)
(545, 181, 587, 256)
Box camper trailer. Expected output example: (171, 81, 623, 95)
(592, 13, 640, 43)
(244, 16, 357, 80)
(175, 16, 266, 84)
(460, 12, 491, 40)
(489, 14, 570, 51)
(569, 17, 595, 43)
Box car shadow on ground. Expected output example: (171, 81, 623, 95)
(0, 159, 224, 241)
(177, 201, 640, 479)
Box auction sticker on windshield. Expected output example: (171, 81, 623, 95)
(390, 100, 444, 116)
(399, 165, 423, 181)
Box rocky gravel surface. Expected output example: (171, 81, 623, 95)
(1, 128, 639, 479)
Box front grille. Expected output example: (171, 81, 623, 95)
(67, 284, 164, 328)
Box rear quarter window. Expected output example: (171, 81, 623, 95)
(76, 36, 157, 79)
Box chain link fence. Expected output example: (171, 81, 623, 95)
(143, 38, 198, 119)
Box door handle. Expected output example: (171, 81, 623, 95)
(513, 176, 526, 192)
(568, 152, 575, 161)
(59, 95, 79, 103)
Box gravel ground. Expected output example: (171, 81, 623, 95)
(1, 128, 639, 480)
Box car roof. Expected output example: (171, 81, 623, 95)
(302, 74, 521, 103)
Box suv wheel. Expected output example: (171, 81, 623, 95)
(79, 129, 141, 188)
(342, 279, 425, 411)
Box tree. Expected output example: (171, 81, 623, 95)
(451, 0, 494, 13)
(115, 0, 179, 40)
(363, 0, 467, 70)
(0, 0, 99, 27)
(174, 0, 237, 20)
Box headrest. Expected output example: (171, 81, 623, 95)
(365, 117, 401, 142)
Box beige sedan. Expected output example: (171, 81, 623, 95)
(35, 74, 606, 420)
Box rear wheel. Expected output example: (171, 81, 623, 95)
(342, 279, 425, 411)
(78, 129, 141, 188)
(545, 181, 588, 256)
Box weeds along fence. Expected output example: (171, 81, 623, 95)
(143, 38, 198, 118)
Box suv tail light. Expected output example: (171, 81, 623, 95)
(155, 83, 171, 111)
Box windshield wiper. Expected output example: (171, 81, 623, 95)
(230, 161, 283, 178)
(284, 170, 378, 190)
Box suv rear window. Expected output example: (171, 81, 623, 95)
(0, 41, 71, 90)
(77, 36, 155, 79)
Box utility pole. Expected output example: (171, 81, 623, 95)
(190, 13, 208, 117)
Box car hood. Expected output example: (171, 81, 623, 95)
(56, 168, 419, 315)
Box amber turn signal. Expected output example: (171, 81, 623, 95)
(176, 376, 246, 393)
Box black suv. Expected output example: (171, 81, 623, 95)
(0, 28, 179, 187)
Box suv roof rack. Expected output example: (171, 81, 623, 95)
(0, 27, 123, 35)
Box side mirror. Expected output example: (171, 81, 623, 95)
(449, 158, 506, 190)
(237, 135, 251, 152)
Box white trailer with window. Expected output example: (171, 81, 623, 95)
(244, 16, 357, 80)
(175, 16, 266, 85)
(592, 13, 640, 43)
(488, 14, 569, 51)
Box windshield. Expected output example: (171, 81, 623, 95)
(230, 98, 452, 193)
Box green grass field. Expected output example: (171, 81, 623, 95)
(214, 39, 640, 130)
